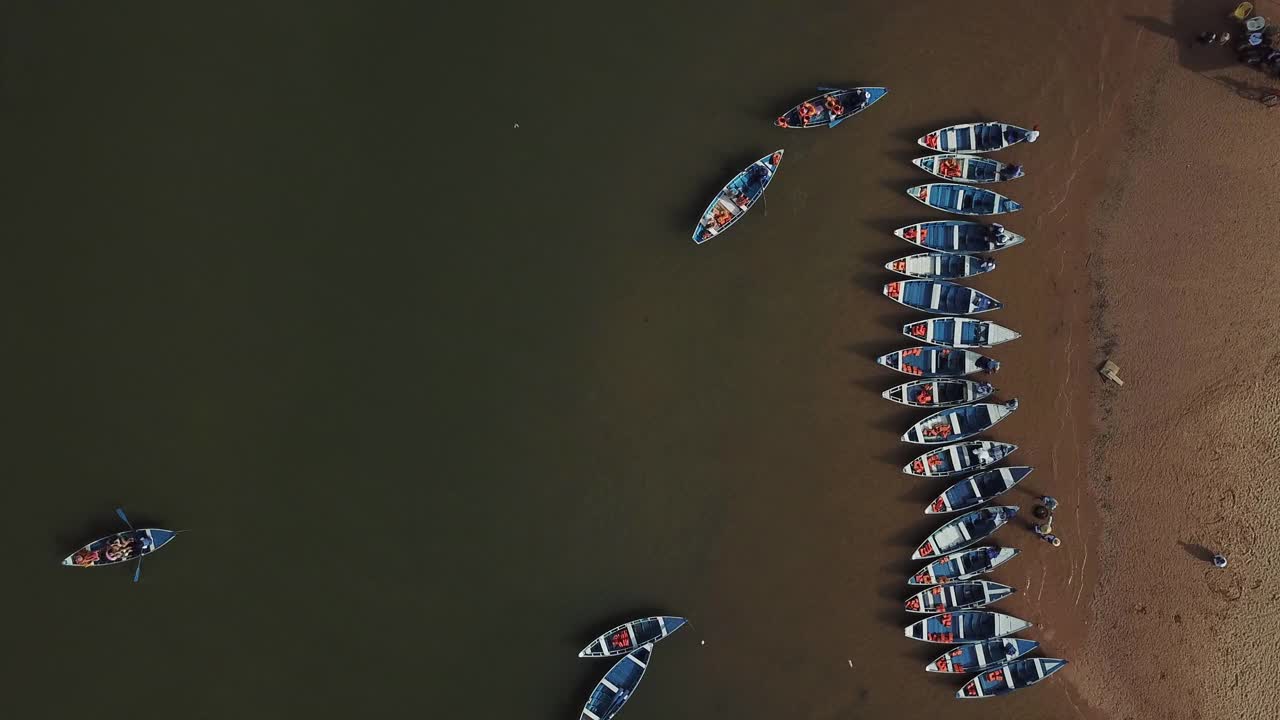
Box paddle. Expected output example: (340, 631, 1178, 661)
(115, 507, 143, 583)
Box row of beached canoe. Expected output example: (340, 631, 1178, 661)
(884, 124, 1067, 700)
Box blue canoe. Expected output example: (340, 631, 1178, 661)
(903, 317, 1021, 348)
(876, 346, 999, 378)
(904, 610, 1031, 644)
(775, 87, 888, 129)
(905, 580, 1016, 614)
(918, 122, 1040, 154)
(913, 506, 1019, 560)
(908, 183, 1022, 216)
(958, 658, 1069, 699)
(886, 253, 994, 280)
(883, 280, 1003, 315)
(693, 151, 783, 244)
(62, 528, 177, 568)
(902, 400, 1019, 445)
(580, 644, 652, 720)
(926, 638, 1040, 674)
(578, 616, 687, 658)
(883, 379, 995, 408)
(903, 441, 1018, 478)
(927, 466, 1034, 514)
(895, 221, 1025, 253)
(910, 546, 1020, 585)
(913, 154, 1025, 183)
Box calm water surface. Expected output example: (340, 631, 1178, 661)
(7, 2, 1109, 718)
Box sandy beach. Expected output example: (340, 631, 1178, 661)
(1072, 8, 1280, 718)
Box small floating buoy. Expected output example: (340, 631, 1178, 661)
(513, 122, 520, 129)
(700, 640, 705, 646)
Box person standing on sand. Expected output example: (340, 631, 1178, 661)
(1034, 517, 1054, 537)
(1212, 553, 1228, 568)
(1039, 533, 1061, 547)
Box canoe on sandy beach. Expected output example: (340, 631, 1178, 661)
(883, 379, 994, 408)
(904, 441, 1017, 478)
(903, 610, 1031, 644)
(775, 87, 888, 128)
(904, 580, 1016, 614)
(886, 253, 994, 280)
(917, 122, 1039, 153)
(895, 221, 1025, 253)
(907, 183, 1022, 216)
(910, 546, 1020, 585)
(579, 644, 652, 720)
(913, 154, 1025, 183)
(876, 347, 999, 378)
(912, 506, 1018, 560)
(957, 657, 1069, 699)
(578, 616, 687, 657)
(926, 466, 1033, 514)
(883, 280, 1003, 315)
(693, 150, 783, 244)
(926, 638, 1040, 674)
(903, 317, 1020, 348)
(902, 400, 1019, 445)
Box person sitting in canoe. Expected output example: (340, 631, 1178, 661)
(986, 223, 1006, 243)
(1002, 125, 1040, 145)
(797, 101, 821, 124)
(939, 158, 963, 178)
(997, 164, 1023, 181)
(104, 535, 136, 562)
(710, 204, 733, 227)
(974, 296, 995, 311)
(979, 259, 996, 272)
(823, 94, 845, 117)
(72, 549, 101, 566)
(915, 386, 934, 405)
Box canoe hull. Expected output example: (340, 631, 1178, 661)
(927, 466, 1034, 514)
(885, 253, 994, 280)
(62, 528, 177, 568)
(580, 644, 653, 720)
(912, 154, 1024, 183)
(894, 221, 1025, 254)
(883, 379, 994, 408)
(917, 122, 1038, 154)
(902, 400, 1019, 445)
(909, 546, 1020, 585)
(578, 616, 687, 658)
(693, 151, 783, 244)
(903, 317, 1021, 348)
(876, 347, 997, 379)
(957, 658, 1069, 699)
(907, 183, 1022, 216)
(926, 638, 1040, 674)
(903, 441, 1018, 477)
(883, 280, 1003, 316)
(904, 581, 1016, 614)
(775, 87, 888, 128)
(913, 506, 1019, 560)
(903, 610, 1032, 644)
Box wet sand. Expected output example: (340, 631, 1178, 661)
(1073, 9, 1280, 719)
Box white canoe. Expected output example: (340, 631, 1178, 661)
(902, 317, 1021, 348)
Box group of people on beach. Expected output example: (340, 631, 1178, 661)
(1032, 496, 1061, 547)
(1199, 3, 1280, 78)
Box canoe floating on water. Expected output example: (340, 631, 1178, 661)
(927, 466, 1034, 514)
(902, 400, 1019, 445)
(913, 154, 1025, 183)
(918, 122, 1040, 154)
(877, 346, 999, 378)
(910, 546, 1020, 585)
(883, 379, 994, 408)
(926, 638, 1040, 674)
(578, 616, 687, 658)
(62, 528, 177, 568)
(957, 658, 1069, 699)
(580, 644, 653, 720)
(907, 183, 1022, 216)
(904, 317, 1021, 348)
(913, 506, 1019, 560)
(884, 280, 1003, 315)
(775, 87, 888, 129)
(904, 610, 1031, 644)
(904, 580, 1016, 614)
(895, 221, 1025, 254)
(904, 441, 1017, 478)
(885, 253, 994, 280)
(693, 150, 783, 244)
